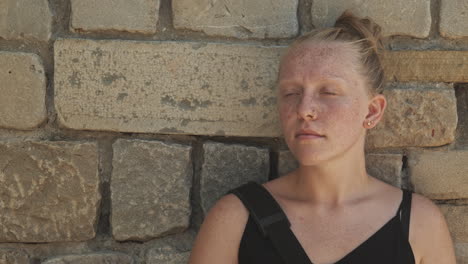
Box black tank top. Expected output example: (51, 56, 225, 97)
(235, 187, 415, 264)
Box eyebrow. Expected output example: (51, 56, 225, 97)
(278, 75, 347, 88)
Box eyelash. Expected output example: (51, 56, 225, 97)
(284, 91, 336, 97)
(285, 93, 299, 97)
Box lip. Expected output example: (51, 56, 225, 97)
(295, 129, 324, 139)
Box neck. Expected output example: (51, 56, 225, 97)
(287, 140, 372, 207)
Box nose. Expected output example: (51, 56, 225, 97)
(297, 94, 318, 121)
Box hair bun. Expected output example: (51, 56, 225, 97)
(334, 10, 384, 57)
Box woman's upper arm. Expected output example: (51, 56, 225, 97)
(189, 193, 249, 264)
(410, 193, 457, 264)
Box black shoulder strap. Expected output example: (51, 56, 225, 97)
(399, 189, 413, 239)
(228, 181, 313, 264)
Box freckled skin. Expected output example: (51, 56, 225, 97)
(277, 41, 372, 166)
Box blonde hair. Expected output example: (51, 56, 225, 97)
(283, 10, 385, 95)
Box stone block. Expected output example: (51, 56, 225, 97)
(383, 51, 468, 83)
(311, 0, 431, 38)
(201, 142, 269, 213)
(408, 150, 468, 199)
(0, 141, 100, 242)
(0, 248, 29, 264)
(278, 150, 402, 187)
(440, 0, 468, 38)
(456, 243, 468, 264)
(455, 85, 468, 147)
(0, 52, 47, 130)
(277, 150, 299, 177)
(173, 0, 298, 39)
(54, 38, 282, 137)
(439, 205, 468, 243)
(0, 0, 52, 40)
(365, 154, 403, 187)
(366, 83, 457, 148)
(111, 139, 192, 241)
(146, 246, 190, 264)
(42, 252, 133, 264)
(70, 0, 159, 33)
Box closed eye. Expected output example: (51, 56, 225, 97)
(285, 92, 300, 97)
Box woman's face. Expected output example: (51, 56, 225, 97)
(277, 41, 372, 166)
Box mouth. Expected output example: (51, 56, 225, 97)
(295, 129, 324, 139)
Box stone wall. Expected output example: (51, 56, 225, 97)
(0, 0, 467, 263)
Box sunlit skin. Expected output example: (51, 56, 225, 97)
(275, 40, 387, 205)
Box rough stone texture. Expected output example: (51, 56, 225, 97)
(383, 51, 468, 83)
(54, 38, 282, 137)
(278, 150, 402, 187)
(277, 150, 299, 177)
(201, 142, 269, 213)
(70, 0, 159, 34)
(173, 0, 298, 39)
(456, 85, 468, 147)
(456, 243, 468, 264)
(146, 246, 190, 264)
(365, 154, 403, 187)
(0, 52, 47, 130)
(0, 0, 52, 40)
(439, 205, 468, 243)
(111, 139, 192, 241)
(311, 0, 431, 38)
(42, 252, 134, 264)
(0, 141, 100, 242)
(0, 248, 29, 264)
(408, 150, 468, 199)
(366, 83, 457, 148)
(440, 0, 468, 38)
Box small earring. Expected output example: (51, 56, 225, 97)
(367, 120, 373, 126)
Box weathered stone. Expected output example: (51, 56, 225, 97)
(111, 139, 192, 241)
(383, 51, 468, 83)
(0, 0, 52, 40)
(311, 0, 431, 38)
(146, 246, 190, 264)
(278, 150, 402, 187)
(0, 52, 47, 130)
(365, 154, 403, 187)
(277, 150, 299, 177)
(54, 38, 283, 137)
(201, 142, 269, 213)
(408, 150, 468, 199)
(439, 205, 468, 242)
(70, 0, 159, 33)
(173, 0, 298, 39)
(0, 141, 100, 242)
(366, 83, 457, 148)
(440, 0, 468, 38)
(42, 252, 133, 264)
(0, 248, 29, 264)
(456, 243, 468, 264)
(456, 85, 468, 147)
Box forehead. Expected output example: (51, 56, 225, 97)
(278, 41, 361, 83)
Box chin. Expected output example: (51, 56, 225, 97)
(291, 149, 328, 166)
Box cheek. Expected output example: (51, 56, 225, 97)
(278, 100, 296, 121)
(328, 97, 364, 129)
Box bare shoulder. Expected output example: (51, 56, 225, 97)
(409, 192, 457, 264)
(188, 193, 249, 264)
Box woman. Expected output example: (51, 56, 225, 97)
(189, 11, 456, 264)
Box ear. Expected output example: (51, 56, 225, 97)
(364, 94, 386, 128)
